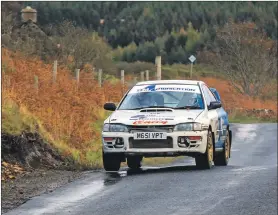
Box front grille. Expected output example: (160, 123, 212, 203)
(128, 125, 174, 133)
(129, 137, 173, 149)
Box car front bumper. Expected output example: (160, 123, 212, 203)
(102, 130, 208, 156)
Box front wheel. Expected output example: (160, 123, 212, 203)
(214, 130, 230, 166)
(102, 152, 121, 171)
(195, 130, 214, 169)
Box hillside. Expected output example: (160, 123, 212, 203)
(2, 2, 277, 65)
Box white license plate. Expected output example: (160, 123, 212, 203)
(134, 132, 167, 140)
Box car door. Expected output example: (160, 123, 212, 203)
(210, 88, 229, 143)
(208, 87, 228, 145)
(201, 84, 220, 141)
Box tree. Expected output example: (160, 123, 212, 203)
(206, 21, 277, 97)
(185, 22, 201, 52)
(164, 34, 175, 53)
(52, 20, 112, 71)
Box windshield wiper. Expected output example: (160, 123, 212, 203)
(174, 105, 202, 110)
(125, 107, 144, 110)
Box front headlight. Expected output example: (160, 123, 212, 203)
(102, 124, 128, 132)
(174, 123, 204, 131)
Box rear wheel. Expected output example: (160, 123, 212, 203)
(127, 156, 142, 169)
(195, 130, 214, 169)
(102, 152, 121, 171)
(214, 130, 230, 166)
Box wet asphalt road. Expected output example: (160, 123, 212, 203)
(5, 124, 277, 215)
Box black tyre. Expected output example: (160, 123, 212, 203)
(102, 152, 121, 171)
(127, 156, 142, 169)
(214, 130, 230, 166)
(195, 130, 214, 169)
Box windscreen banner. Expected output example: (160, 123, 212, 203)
(129, 84, 201, 94)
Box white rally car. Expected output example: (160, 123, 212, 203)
(102, 80, 232, 171)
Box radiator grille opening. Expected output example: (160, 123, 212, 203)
(129, 137, 173, 149)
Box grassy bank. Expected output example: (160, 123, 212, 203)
(229, 114, 277, 123)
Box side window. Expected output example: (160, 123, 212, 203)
(201, 85, 217, 106)
(207, 88, 217, 102)
(201, 85, 212, 105)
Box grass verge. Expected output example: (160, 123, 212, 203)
(229, 113, 277, 123)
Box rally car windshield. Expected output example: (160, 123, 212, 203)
(118, 84, 205, 110)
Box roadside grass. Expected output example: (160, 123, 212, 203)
(229, 114, 277, 124)
(162, 63, 225, 79)
(115, 61, 225, 80)
(1, 98, 82, 166)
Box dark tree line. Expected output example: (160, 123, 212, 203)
(2, 1, 278, 64)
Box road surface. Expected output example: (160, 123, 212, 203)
(5, 124, 277, 215)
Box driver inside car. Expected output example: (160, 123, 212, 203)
(137, 92, 156, 107)
(177, 92, 203, 108)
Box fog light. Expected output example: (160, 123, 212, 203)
(115, 137, 124, 148)
(178, 136, 190, 147)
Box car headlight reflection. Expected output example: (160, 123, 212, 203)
(174, 123, 204, 131)
(103, 124, 128, 132)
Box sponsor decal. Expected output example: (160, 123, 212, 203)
(133, 120, 168, 125)
(135, 85, 198, 93)
(155, 87, 196, 92)
(130, 115, 148, 120)
(130, 114, 174, 121)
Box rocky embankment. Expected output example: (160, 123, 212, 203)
(1, 132, 85, 213)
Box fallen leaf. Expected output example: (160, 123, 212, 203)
(8, 175, 16, 179)
(2, 162, 8, 167)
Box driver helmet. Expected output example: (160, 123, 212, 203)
(188, 93, 198, 106)
(138, 92, 154, 107)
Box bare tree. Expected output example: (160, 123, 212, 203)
(51, 20, 112, 71)
(200, 21, 277, 97)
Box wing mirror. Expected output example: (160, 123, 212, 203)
(208, 101, 222, 110)
(104, 103, 116, 111)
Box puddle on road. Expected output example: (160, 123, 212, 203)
(234, 124, 258, 142)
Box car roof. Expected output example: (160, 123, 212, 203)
(136, 80, 205, 86)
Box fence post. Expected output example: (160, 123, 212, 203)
(34, 75, 38, 94)
(146, 70, 149, 81)
(133, 76, 137, 85)
(140, 71, 145, 81)
(155, 56, 161, 80)
(98, 69, 102, 87)
(121, 70, 125, 85)
(75, 69, 80, 83)
(53, 60, 58, 83)
(92, 67, 95, 80)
